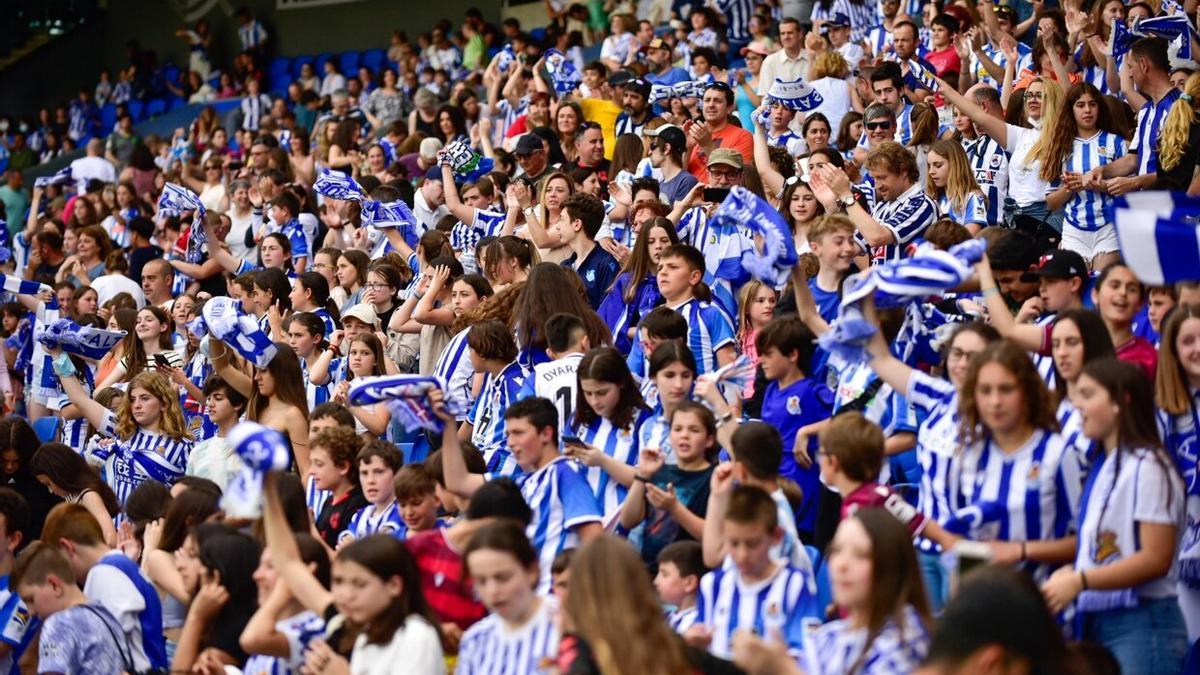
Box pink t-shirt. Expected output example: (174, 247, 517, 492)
(1116, 336, 1158, 381)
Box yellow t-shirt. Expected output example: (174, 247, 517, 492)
(579, 97, 622, 160)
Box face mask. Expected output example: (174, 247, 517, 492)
(0, 120, 9, 133)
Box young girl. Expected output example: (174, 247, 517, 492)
(925, 139, 988, 234)
(97, 306, 185, 389)
(240, 534, 330, 675)
(53, 365, 193, 507)
(406, 263, 462, 376)
(567, 348, 651, 526)
(144, 487, 221, 652)
(621, 401, 716, 566)
(335, 248, 369, 314)
(1153, 304, 1200, 640)
(458, 520, 559, 674)
(433, 275, 493, 421)
(637, 342, 697, 465)
(253, 268, 294, 333)
(1048, 309, 1115, 452)
(29, 442, 119, 546)
(329, 333, 391, 438)
(1043, 82, 1127, 269)
(1093, 262, 1156, 381)
(1042, 358, 1189, 674)
(598, 217, 678, 355)
(288, 271, 339, 337)
(735, 280, 776, 411)
(461, 320, 526, 475)
(70, 286, 99, 320)
(364, 264, 403, 334)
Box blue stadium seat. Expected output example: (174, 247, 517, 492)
(145, 99, 167, 118)
(166, 96, 186, 112)
(268, 56, 291, 77)
(530, 27, 547, 43)
(163, 64, 181, 87)
(128, 99, 145, 121)
(291, 55, 314, 80)
(815, 557, 833, 612)
(338, 51, 360, 75)
(361, 48, 385, 72)
(99, 104, 117, 132)
(32, 417, 59, 444)
(314, 52, 334, 74)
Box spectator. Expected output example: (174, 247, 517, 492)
(240, 77, 272, 132)
(104, 115, 140, 170)
(69, 139, 117, 192)
(645, 124, 699, 203)
(0, 171, 28, 233)
(686, 83, 753, 183)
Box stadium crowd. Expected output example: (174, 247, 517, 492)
(0, 0, 1196, 673)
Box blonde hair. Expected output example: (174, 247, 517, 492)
(1159, 72, 1200, 172)
(115, 371, 190, 441)
(810, 50, 850, 80)
(736, 279, 772, 346)
(926, 139, 985, 214)
(808, 213, 856, 242)
(1029, 78, 1065, 168)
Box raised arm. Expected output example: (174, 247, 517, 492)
(432, 389, 486, 497)
(791, 263, 831, 337)
(411, 267, 457, 327)
(52, 352, 111, 432)
(441, 162, 477, 225)
(208, 338, 254, 398)
(752, 115, 785, 199)
(860, 296, 916, 396)
(974, 254, 1046, 352)
(263, 472, 333, 614)
(934, 73, 1008, 147)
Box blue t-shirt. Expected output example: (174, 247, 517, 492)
(563, 244, 621, 310)
(38, 604, 128, 675)
(761, 377, 834, 532)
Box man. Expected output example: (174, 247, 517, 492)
(141, 258, 175, 308)
(414, 168, 449, 232)
(865, 0, 902, 59)
(968, 4, 1033, 89)
(240, 77, 272, 132)
(91, 252, 145, 308)
(709, 0, 757, 55)
(315, 89, 370, 141)
(236, 6, 269, 61)
(852, 102, 898, 170)
(5, 133, 35, 173)
(579, 71, 627, 159)
(646, 124, 699, 203)
(644, 39, 688, 87)
(513, 133, 553, 185)
(614, 77, 653, 138)
(925, 14, 961, 79)
(68, 139, 116, 193)
(1086, 37, 1179, 195)
(757, 18, 807, 97)
(812, 141, 936, 266)
(559, 193, 620, 309)
(865, 64, 913, 147)
(574, 124, 609, 176)
(25, 231, 65, 284)
(127, 216, 163, 284)
(104, 114, 139, 170)
(891, 21, 929, 66)
(686, 83, 754, 183)
(0, 171, 28, 236)
(823, 13, 864, 73)
(959, 85, 1008, 227)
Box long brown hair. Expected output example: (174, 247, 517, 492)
(511, 264, 612, 354)
(29, 443, 119, 516)
(124, 306, 174, 381)
(337, 535, 442, 646)
(614, 217, 679, 303)
(958, 340, 1058, 445)
(574, 348, 648, 430)
(564, 535, 694, 675)
(247, 342, 310, 423)
(1156, 303, 1200, 416)
(116, 371, 190, 441)
(1041, 82, 1117, 182)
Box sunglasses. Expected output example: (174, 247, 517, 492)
(865, 120, 894, 130)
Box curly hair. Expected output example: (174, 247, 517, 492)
(866, 141, 919, 182)
(116, 371, 190, 442)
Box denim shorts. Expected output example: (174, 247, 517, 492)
(1083, 596, 1188, 675)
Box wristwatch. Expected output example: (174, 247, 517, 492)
(836, 193, 857, 210)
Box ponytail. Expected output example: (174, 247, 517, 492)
(1159, 72, 1200, 172)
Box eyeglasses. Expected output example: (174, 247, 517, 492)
(364, 282, 391, 289)
(1026, 91, 1045, 101)
(865, 120, 895, 131)
(948, 348, 980, 363)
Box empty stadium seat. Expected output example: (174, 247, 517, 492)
(128, 99, 144, 121)
(338, 51, 360, 75)
(98, 104, 117, 132)
(145, 98, 167, 118)
(361, 48, 385, 72)
(32, 417, 59, 444)
(166, 96, 186, 112)
(268, 55, 291, 77)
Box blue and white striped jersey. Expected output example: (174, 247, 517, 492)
(961, 134, 1008, 227)
(300, 357, 332, 413)
(1132, 87, 1182, 176)
(241, 610, 324, 675)
(637, 409, 676, 465)
(305, 475, 330, 524)
(667, 605, 699, 634)
(800, 605, 930, 675)
(938, 192, 989, 230)
(470, 361, 528, 475)
(337, 500, 403, 544)
(0, 575, 36, 675)
(94, 410, 192, 507)
(47, 395, 88, 455)
(811, 0, 880, 43)
(457, 596, 560, 675)
(866, 24, 893, 60)
(495, 97, 529, 142)
(575, 412, 646, 523)
(676, 207, 753, 319)
(856, 182, 937, 265)
(906, 370, 969, 553)
(434, 328, 476, 421)
(238, 20, 268, 50)
(696, 562, 820, 660)
(1062, 131, 1126, 233)
(674, 298, 736, 376)
(828, 355, 918, 484)
(521, 352, 584, 441)
(971, 42, 1033, 89)
(711, 0, 756, 42)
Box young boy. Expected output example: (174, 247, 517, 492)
(309, 426, 367, 548)
(305, 403, 356, 520)
(463, 319, 528, 476)
(520, 313, 589, 437)
(755, 317, 833, 540)
(627, 306, 688, 405)
(551, 548, 575, 606)
(437, 395, 603, 596)
(285, 312, 332, 411)
(424, 443, 487, 519)
(655, 540, 706, 635)
(185, 376, 250, 490)
(646, 243, 735, 376)
(393, 463, 444, 540)
(806, 215, 857, 327)
(559, 192, 620, 309)
(12, 542, 129, 673)
(40, 503, 169, 672)
(0, 489, 34, 673)
(687, 486, 818, 660)
(338, 439, 403, 547)
(267, 191, 310, 270)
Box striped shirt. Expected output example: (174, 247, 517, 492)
(801, 605, 930, 675)
(523, 353, 583, 439)
(434, 328, 475, 421)
(828, 355, 917, 484)
(241, 610, 324, 675)
(961, 135, 1009, 226)
(811, 0, 880, 43)
(238, 20, 268, 50)
(48, 395, 88, 454)
(960, 429, 1084, 581)
(637, 408, 675, 464)
(457, 596, 560, 675)
(675, 297, 736, 377)
(906, 371, 969, 553)
(711, 0, 756, 42)
(866, 24, 893, 60)
(305, 475, 331, 524)
(938, 192, 989, 230)
(94, 411, 192, 507)
(575, 413, 645, 523)
(614, 112, 648, 138)
(856, 182, 937, 265)
(338, 500, 404, 545)
(1158, 392, 1200, 583)
(241, 94, 272, 132)
(696, 562, 819, 660)
(971, 42, 1033, 89)
(667, 605, 699, 634)
(470, 361, 528, 475)
(1062, 131, 1126, 232)
(1132, 87, 1182, 176)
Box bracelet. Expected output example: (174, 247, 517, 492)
(327, 345, 341, 357)
(982, 287, 1000, 297)
(1079, 570, 1089, 590)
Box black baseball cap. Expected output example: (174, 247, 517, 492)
(608, 70, 635, 87)
(645, 124, 686, 151)
(1021, 250, 1088, 283)
(626, 77, 652, 99)
(513, 134, 544, 156)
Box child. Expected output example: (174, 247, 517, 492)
(637, 342, 698, 464)
(423, 444, 486, 520)
(559, 192, 620, 309)
(29, 444, 120, 547)
(463, 320, 527, 475)
(627, 305, 688, 405)
(551, 548, 575, 605)
(309, 427, 367, 549)
(646, 244, 735, 376)
(338, 440, 404, 548)
(239, 534, 330, 675)
(284, 312, 332, 411)
(621, 401, 716, 566)
(522, 313, 589, 436)
(655, 540, 706, 635)
(184, 376, 249, 490)
(437, 395, 603, 595)
(458, 520, 560, 671)
(288, 271, 338, 337)
(393, 464, 443, 540)
(329, 333, 392, 438)
(0, 489, 34, 672)
(267, 191, 309, 273)
(305, 403, 355, 521)
(686, 486, 819, 660)
(432, 275, 493, 420)
(11, 542, 130, 673)
(40, 503, 169, 672)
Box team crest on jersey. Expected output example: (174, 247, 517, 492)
(1098, 146, 1110, 159)
(989, 153, 1003, 169)
(11, 603, 29, 630)
(1093, 530, 1121, 563)
(188, 416, 203, 434)
(786, 396, 802, 415)
(1026, 461, 1041, 487)
(586, 269, 596, 283)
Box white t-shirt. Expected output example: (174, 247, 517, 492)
(91, 273, 145, 308)
(83, 552, 152, 672)
(1004, 122, 1049, 207)
(69, 156, 117, 192)
(350, 614, 445, 675)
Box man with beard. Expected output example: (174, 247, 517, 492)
(644, 39, 688, 87)
(614, 77, 653, 137)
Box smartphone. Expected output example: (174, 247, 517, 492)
(562, 434, 586, 448)
(949, 540, 993, 595)
(153, 353, 171, 368)
(703, 187, 731, 203)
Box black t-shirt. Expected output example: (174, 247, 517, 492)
(316, 486, 367, 548)
(128, 245, 163, 284)
(1156, 121, 1200, 191)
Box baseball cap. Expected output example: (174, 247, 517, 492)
(823, 12, 851, 29)
(646, 38, 670, 51)
(740, 42, 771, 57)
(707, 148, 743, 170)
(608, 70, 635, 87)
(645, 124, 686, 151)
(424, 166, 443, 182)
(513, 134, 544, 156)
(341, 304, 379, 329)
(626, 77, 652, 99)
(1021, 250, 1088, 283)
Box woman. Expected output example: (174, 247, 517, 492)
(1155, 72, 1200, 196)
(325, 119, 361, 176)
(30, 443, 119, 546)
(1043, 82, 1127, 269)
(365, 263, 403, 336)
(510, 263, 613, 369)
(143, 486, 221, 650)
(735, 44, 767, 126)
(57, 224, 112, 287)
(609, 133, 645, 181)
(1047, 309, 1115, 450)
(506, 172, 575, 264)
(1077, 0, 1125, 94)
(288, 132, 316, 188)
(906, 103, 940, 187)
(925, 139, 988, 234)
(363, 68, 406, 132)
(1042, 358, 1188, 675)
(481, 235, 533, 291)
(937, 72, 1064, 240)
(336, 249, 369, 314)
(802, 113, 833, 154)
(435, 104, 468, 145)
(98, 306, 185, 389)
(181, 158, 227, 215)
(836, 112, 863, 164)
(408, 89, 439, 138)
(1093, 262, 1156, 380)
(554, 101, 584, 164)
(364, 144, 395, 183)
(600, 13, 635, 71)
(808, 51, 856, 137)
(779, 176, 825, 254)
(599, 217, 678, 355)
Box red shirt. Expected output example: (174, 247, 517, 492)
(405, 528, 486, 632)
(840, 482, 926, 537)
(925, 46, 961, 79)
(1116, 336, 1158, 382)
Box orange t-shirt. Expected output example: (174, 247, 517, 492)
(687, 123, 754, 183)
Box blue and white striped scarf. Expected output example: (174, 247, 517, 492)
(188, 296, 278, 368)
(33, 167, 72, 189)
(765, 77, 825, 112)
(544, 49, 582, 96)
(158, 183, 206, 264)
(348, 374, 467, 434)
(37, 319, 126, 360)
(1109, 191, 1200, 285)
(707, 186, 798, 287)
(223, 421, 292, 518)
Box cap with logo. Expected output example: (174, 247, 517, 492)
(1021, 250, 1089, 282)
